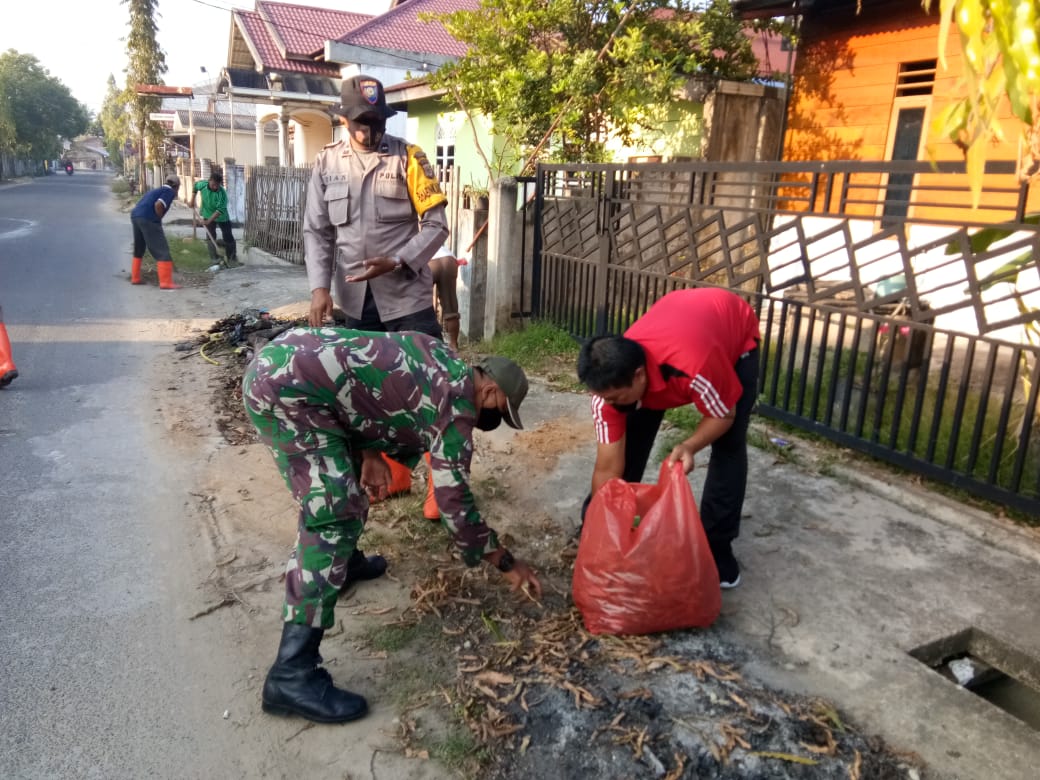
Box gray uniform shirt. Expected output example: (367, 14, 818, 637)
(303, 134, 449, 321)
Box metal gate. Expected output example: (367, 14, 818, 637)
(532, 160, 1040, 514)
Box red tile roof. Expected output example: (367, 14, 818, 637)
(334, 0, 478, 58)
(235, 10, 327, 74)
(747, 29, 794, 79)
(257, 1, 372, 58)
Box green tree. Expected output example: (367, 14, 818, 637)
(86, 114, 104, 137)
(427, 0, 764, 176)
(0, 49, 90, 169)
(923, 0, 1040, 204)
(925, 1, 1040, 420)
(122, 0, 168, 181)
(99, 74, 130, 171)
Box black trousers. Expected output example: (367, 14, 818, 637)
(582, 348, 759, 551)
(345, 285, 443, 340)
(204, 220, 237, 260)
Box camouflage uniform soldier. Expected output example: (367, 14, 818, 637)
(305, 73, 453, 527)
(243, 327, 541, 724)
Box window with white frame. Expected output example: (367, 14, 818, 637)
(435, 119, 456, 184)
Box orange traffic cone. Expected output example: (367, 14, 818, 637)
(157, 260, 181, 290)
(381, 453, 414, 496)
(130, 256, 144, 284)
(0, 307, 17, 388)
(423, 452, 440, 521)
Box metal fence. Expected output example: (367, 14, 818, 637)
(244, 164, 312, 264)
(532, 160, 1040, 514)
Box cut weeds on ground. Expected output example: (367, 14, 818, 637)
(179, 310, 926, 779)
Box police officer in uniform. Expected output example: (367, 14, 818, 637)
(302, 76, 452, 584)
(304, 74, 449, 335)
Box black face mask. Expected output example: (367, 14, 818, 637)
(476, 407, 503, 431)
(351, 116, 386, 150)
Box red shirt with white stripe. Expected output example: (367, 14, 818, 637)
(592, 288, 760, 444)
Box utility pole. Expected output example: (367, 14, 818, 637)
(201, 66, 218, 167)
(135, 83, 194, 196)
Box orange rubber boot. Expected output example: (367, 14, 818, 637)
(381, 453, 414, 496)
(130, 256, 144, 284)
(0, 319, 17, 388)
(157, 260, 181, 290)
(423, 452, 440, 521)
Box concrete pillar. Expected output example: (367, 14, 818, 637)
(223, 158, 240, 223)
(278, 112, 290, 166)
(255, 120, 264, 167)
(457, 205, 488, 342)
(484, 177, 521, 340)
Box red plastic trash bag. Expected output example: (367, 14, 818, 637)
(572, 462, 721, 635)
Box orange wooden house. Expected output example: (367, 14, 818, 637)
(735, 0, 1038, 222)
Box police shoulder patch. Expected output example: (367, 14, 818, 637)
(408, 145, 437, 181)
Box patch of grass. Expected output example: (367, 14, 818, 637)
(111, 179, 130, 195)
(168, 236, 217, 273)
(362, 617, 439, 653)
(746, 426, 772, 451)
(366, 623, 418, 652)
(423, 727, 490, 772)
(816, 453, 841, 478)
(380, 657, 448, 708)
(365, 495, 450, 559)
(468, 322, 582, 390)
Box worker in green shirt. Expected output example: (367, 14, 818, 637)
(191, 170, 237, 264)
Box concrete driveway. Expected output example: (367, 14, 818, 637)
(195, 229, 1040, 780)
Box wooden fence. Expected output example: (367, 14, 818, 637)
(244, 165, 312, 264)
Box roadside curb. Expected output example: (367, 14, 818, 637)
(240, 245, 298, 268)
(836, 462, 1040, 563)
(754, 418, 1040, 563)
(0, 176, 36, 189)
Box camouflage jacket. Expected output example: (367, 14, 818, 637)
(251, 327, 498, 565)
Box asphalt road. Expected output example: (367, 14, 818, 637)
(0, 172, 262, 778)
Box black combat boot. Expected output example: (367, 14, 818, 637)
(343, 548, 387, 587)
(261, 623, 368, 723)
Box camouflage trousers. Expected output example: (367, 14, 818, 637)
(242, 365, 369, 629)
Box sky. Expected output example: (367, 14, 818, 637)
(0, 0, 385, 116)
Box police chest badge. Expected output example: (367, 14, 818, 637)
(360, 80, 380, 106)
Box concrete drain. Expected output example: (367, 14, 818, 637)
(909, 627, 1040, 731)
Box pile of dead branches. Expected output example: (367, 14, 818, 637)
(175, 309, 305, 368)
(173, 309, 307, 446)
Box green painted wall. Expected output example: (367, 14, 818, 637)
(605, 100, 706, 162)
(404, 93, 503, 193)
(403, 91, 706, 182)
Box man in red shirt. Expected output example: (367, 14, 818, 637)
(577, 287, 760, 588)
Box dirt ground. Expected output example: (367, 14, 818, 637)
(153, 301, 929, 780)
